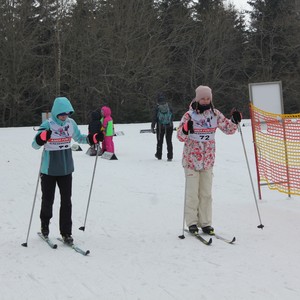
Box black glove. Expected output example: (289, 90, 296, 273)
(231, 109, 242, 124)
(88, 132, 104, 145)
(151, 127, 156, 134)
(35, 130, 52, 146)
(182, 120, 194, 135)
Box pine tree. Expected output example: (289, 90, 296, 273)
(246, 0, 300, 113)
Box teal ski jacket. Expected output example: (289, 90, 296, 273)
(32, 97, 88, 176)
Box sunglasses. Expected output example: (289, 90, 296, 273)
(57, 112, 71, 117)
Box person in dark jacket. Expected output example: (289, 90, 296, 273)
(86, 110, 103, 156)
(151, 92, 174, 161)
(89, 110, 102, 135)
(32, 97, 103, 244)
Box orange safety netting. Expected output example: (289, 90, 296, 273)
(250, 104, 300, 196)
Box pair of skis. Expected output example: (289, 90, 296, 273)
(182, 229, 236, 245)
(37, 232, 90, 256)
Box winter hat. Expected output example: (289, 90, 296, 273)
(195, 85, 212, 102)
(157, 92, 166, 104)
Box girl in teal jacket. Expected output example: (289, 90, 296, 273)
(32, 97, 102, 244)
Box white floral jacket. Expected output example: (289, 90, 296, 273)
(177, 109, 237, 171)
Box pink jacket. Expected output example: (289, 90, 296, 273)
(101, 106, 114, 137)
(177, 108, 237, 171)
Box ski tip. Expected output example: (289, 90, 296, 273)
(178, 235, 185, 239)
(21, 242, 28, 247)
(79, 226, 85, 231)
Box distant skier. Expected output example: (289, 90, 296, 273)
(100, 106, 115, 154)
(177, 85, 242, 235)
(32, 97, 103, 244)
(151, 92, 174, 161)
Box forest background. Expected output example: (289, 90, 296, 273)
(1, 0, 300, 127)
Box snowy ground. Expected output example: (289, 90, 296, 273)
(1, 120, 300, 300)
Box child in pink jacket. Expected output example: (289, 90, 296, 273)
(177, 85, 242, 235)
(101, 106, 115, 153)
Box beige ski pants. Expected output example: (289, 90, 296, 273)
(184, 168, 213, 228)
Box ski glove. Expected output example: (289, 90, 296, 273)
(35, 130, 52, 146)
(88, 132, 104, 145)
(151, 127, 156, 134)
(182, 120, 194, 135)
(231, 109, 242, 124)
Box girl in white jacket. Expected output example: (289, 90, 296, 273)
(177, 86, 241, 235)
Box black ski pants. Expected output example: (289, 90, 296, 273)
(40, 173, 72, 235)
(155, 125, 173, 160)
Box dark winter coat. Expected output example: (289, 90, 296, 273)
(151, 103, 174, 132)
(88, 111, 102, 135)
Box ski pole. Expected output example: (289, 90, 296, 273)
(238, 123, 264, 229)
(79, 143, 100, 231)
(21, 149, 44, 247)
(178, 174, 188, 239)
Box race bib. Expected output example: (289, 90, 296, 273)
(189, 127, 217, 141)
(188, 111, 217, 142)
(44, 118, 74, 151)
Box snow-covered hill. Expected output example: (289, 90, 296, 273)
(1, 121, 299, 300)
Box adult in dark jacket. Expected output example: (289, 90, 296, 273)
(86, 110, 103, 156)
(89, 110, 102, 135)
(151, 93, 173, 161)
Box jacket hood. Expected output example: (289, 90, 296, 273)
(51, 97, 74, 124)
(101, 106, 111, 117)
